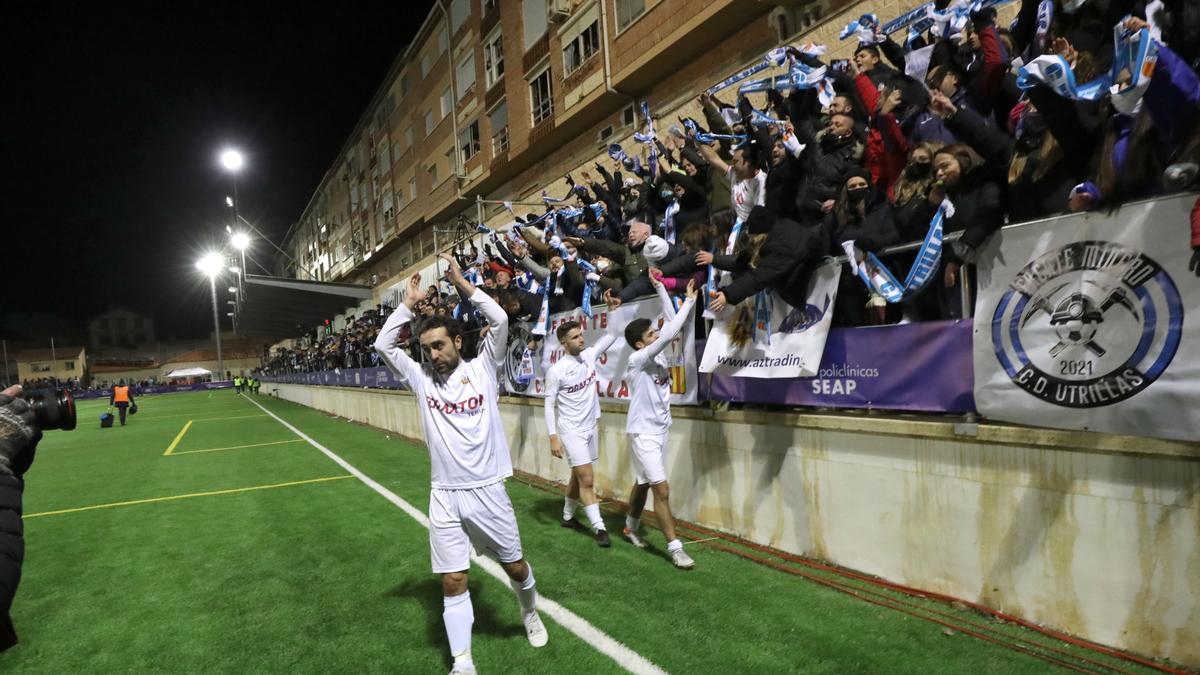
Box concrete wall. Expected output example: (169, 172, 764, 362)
(266, 382, 1200, 667)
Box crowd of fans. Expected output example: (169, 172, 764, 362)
(259, 307, 394, 374)
(445, 1, 1198, 333)
(262, 0, 1200, 374)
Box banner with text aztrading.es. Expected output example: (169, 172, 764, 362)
(700, 261, 841, 378)
(973, 193, 1197, 442)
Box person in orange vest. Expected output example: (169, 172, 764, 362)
(109, 380, 134, 426)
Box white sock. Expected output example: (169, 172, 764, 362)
(625, 515, 640, 532)
(563, 497, 578, 520)
(667, 539, 683, 553)
(509, 563, 538, 616)
(442, 591, 473, 660)
(583, 503, 605, 531)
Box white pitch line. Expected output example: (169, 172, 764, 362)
(240, 394, 667, 675)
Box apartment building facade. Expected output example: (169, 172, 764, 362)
(282, 0, 895, 293)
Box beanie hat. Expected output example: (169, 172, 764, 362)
(642, 235, 669, 263)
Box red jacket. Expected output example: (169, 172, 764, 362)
(855, 73, 909, 198)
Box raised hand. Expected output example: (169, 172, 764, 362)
(603, 288, 622, 310)
(404, 273, 427, 308)
(685, 278, 698, 302)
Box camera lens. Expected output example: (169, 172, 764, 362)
(23, 388, 77, 431)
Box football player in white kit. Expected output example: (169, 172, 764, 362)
(374, 253, 547, 675)
(542, 291, 621, 547)
(618, 276, 698, 569)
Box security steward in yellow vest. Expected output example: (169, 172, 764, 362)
(109, 381, 134, 426)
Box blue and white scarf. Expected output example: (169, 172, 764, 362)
(1016, 19, 1158, 110)
(704, 218, 744, 318)
(841, 200, 950, 303)
(706, 47, 790, 95)
(632, 100, 658, 180)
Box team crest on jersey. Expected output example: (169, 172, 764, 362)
(990, 240, 1183, 408)
(461, 376, 471, 385)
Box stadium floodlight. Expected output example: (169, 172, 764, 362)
(228, 287, 237, 293)
(196, 253, 224, 277)
(196, 253, 226, 381)
(225, 196, 235, 208)
(231, 232, 251, 250)
(229, 266, 240, 274)
(219, 149, 244, 173)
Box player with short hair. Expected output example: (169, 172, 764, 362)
(618, 277, 698, 569)
(543, 291, 621, 546)
(374, 253, 547, 675)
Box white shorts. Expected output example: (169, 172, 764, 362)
(428, 482, 524, 573)
(560, 429, 599, 468)
(630, 432, 669, 486)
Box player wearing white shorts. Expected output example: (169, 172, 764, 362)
(618, 277, 698, 569)
(543, 291, 620, 547)
(374, 254, 547, 675)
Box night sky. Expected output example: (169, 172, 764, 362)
(3, 2, 435, 342)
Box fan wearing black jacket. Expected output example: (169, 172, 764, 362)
(700, 206, 825, 312)
(823, 168, 902, 327)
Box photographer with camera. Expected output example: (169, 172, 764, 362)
(0, 385, 43, 651)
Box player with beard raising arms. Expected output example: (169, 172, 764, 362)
(543, 290, 622, 546)
(617, 276, 698, 569)
(374, 253, 547, 675)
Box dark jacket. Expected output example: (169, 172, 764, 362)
(822, 198, 901, 255)
(712, 215, 825, 307)
(577, 237, 648, 293)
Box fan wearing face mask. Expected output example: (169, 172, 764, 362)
(824, 168, 902, 327)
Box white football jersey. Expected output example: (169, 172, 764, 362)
(374, 288, 512, 489)
(543, 329, 617, 435)
(625, 293, 696, 435)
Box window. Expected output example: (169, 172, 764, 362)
(458, 120, 481, 163)
(450, 0, 471, 32)
(530, 67, 553, 124)
(455, 53, 476, 100)
(484, 28, 505, 87)
(32, 363, 50, 373)
(405, 126, 414, 148)
(65, 361, 75, 370)
(523, 0, 548, 49)
(489, 100, 509, 155)
(117, 317, 128, 331)
(616, 0, 646, 30)
(409, 177, 417, 201)
(428, 163, 438, 184)
(424, 110, 435, 136)
(483, 0, 498, 12)
(420, 52, 432, 78)
(400, 73, 411, 95)
(563, 20, 600, 75)
(378, 139, 391, 171)
(437, 26, 449, 54)
(440, 87, 453, 118)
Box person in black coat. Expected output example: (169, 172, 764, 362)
(701, 206, 825, 311)
(907, 136, 1005, 319)
(823, 168, 902, 327)
(0, 385, 42, 651)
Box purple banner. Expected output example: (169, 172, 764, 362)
(73, 381, 234, 399)
(707, 320, 975, 412)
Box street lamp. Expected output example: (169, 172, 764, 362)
(196, 253, 226, 380)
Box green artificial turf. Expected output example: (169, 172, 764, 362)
(1, 391, 1160, 673)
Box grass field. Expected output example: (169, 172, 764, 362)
(2, 390, 1171, 673)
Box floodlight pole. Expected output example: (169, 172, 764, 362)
(209, 275, 225, 380)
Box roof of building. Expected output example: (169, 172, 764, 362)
(15, 347, 86, 362)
